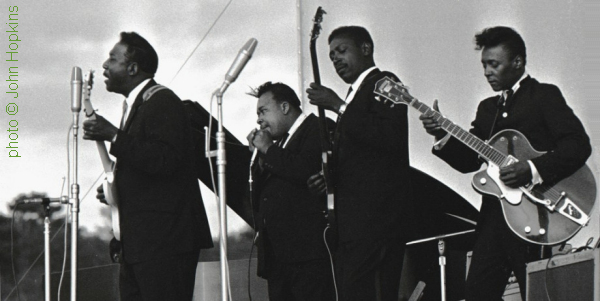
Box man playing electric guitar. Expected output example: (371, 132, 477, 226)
(307, 26, 417, 301)
(83, 32, 213, 301)
(419, 26, 592, 301)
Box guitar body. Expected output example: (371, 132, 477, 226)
(471, 129, 597, 245)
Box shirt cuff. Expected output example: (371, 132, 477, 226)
(433, 133, 451, 150)
(528, 160, 543, 185)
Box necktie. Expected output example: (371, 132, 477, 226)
(277, 133, 289, 148)
(503, 89, 514, 107)
(336, 86, 353, 124)
(345, 86, 353, 100)
(119, 99, 128, 129)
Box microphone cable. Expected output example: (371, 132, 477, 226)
(3, 124, 103, 301)
(323, 225, 339, 301)
(206, 92, 233, 299)
(247, 148, 257, 301)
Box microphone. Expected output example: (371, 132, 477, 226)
(71, 67, 83, 113)
(17, 197, 68, 204)
(250, 148, 258, 166)
(218, 38, 258, 94)
(248, 148, 258, 192)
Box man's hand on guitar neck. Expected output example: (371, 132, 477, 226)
(500, 161, 532, 188)
(306, 83, 346, 114)
(419, 99, 447, 140)
(307, 172, 327, 196)
(83, 114, 119, 142)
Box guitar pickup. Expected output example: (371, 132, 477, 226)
(557, 197, 590, 226)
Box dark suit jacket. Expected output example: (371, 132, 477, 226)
(433, 76, 591, 223)
(333, 69, 417, 243)
(110, 80, 213, 264)
(252, 114, 331, 271)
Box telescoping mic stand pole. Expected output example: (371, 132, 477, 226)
(206, 38, 258, 301)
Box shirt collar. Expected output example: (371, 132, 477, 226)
(281, 113, 308, 148)
(346, 66, 378, 103)
(126, 78, 152, 107)
(502, 71, 529, 99)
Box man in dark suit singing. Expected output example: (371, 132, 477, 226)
(419, 26, 591, 300)
(306, 26, 417, 301)
(247, 82, 335, 301)
(83, 32, 213, 300)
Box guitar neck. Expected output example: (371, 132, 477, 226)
(84, 112, 114, 173)
(96, 141, 114, 173)
(409, 98, 508, 166)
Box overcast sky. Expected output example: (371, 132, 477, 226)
(1, 0, 598, 245)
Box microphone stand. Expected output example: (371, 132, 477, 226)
(406, 229, 475, 301)
(69, 97, 81, 301)
(207, 90, 230, 301)
(43, 199, 51, 301)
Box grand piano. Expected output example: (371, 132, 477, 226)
(186, 100, 479, 301)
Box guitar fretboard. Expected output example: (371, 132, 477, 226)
(377, 78, 510, 167)
(415, 100, 509, 165)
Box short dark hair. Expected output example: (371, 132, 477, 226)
(474, 26, 526, 66)
(118, 32, 159, 75)
(328, 26, 374, 52)
(248, 82, 301, 109)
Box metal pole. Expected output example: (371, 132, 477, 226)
(438, 239, 446, 301)
(70, 112, 80, 301)
(44, 215, 51, 301)
(216, 92, 229, 301)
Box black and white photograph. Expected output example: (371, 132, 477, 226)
(1, 0, 598, 300)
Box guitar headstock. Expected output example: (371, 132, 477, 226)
(373, 76, 414, 106)
(83, 70, 96, 118)
(85, 70, 94, 92)
(310, 7, 326, 41)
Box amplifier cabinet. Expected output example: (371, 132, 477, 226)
(526, 248, 599, 301)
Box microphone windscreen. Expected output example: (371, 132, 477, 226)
(71, 67, 83, 112)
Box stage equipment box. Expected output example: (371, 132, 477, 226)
(526, 248, 599, 301)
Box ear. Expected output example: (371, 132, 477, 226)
(513, 55, 524, 70)
(280, 101, 290, 114)
(127, 62, 139, 76)
(361, 42, 373, 56)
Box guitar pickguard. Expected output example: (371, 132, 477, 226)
(486, 161, 522, 205)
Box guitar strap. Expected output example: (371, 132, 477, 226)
(143, 84, 168, 102)
(488, 95, 502, 139)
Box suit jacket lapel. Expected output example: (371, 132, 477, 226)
(122, 79, 157, 132)
(333, 69, 380, 154)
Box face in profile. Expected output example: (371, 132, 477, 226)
(329, 36, 370, 84)
(481, 44, 523, 91)
(102, 43, 131, 95)
(256, 91, 287, 140)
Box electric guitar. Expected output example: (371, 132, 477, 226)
(309, 7, 336, 226)
(82, 71, 121, 241)
(374, 76, 597, 245)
